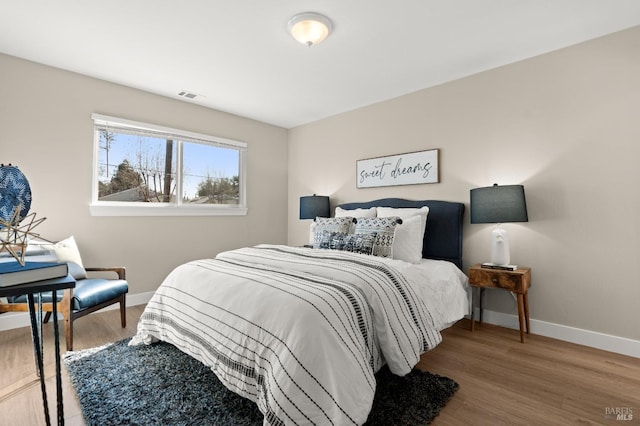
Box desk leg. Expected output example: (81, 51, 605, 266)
(27, 293, 52, 426)
(470, 287, 475, 331)
(517, 294, 525, 343)
(52, 291, 65, 425)
(479, 288, 485, 324)
(29, 293, 44, 376)
(523, 292, 530, 334)
(471, 287, 486, 331)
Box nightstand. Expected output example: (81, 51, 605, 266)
(468, 264, 532, 342)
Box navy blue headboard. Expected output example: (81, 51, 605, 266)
(336, 198, 465, 270)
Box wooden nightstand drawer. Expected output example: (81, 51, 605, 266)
(468, 268, 530, 293)
(468, 264, 532, 342)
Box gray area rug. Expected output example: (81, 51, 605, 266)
(64, 338, 458, 425)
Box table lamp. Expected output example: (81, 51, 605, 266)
(299, 194, 330, 220)
(470, 184, 528, 266)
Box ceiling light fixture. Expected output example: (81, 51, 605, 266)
(287, 12, 333, 47)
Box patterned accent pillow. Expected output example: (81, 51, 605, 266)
(341, 233, 377, 255)
(354, 216, 402, 258)
(316, 231, 377, 255)
(312, 217, 355, 249)
(318, 231, 349, 250)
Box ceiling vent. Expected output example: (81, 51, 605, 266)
(178, 91, 198, 99)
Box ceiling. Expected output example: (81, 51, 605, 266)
(2, 1, 640, 129)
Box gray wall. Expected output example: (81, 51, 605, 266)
(1, 53, 289, 296)
(288, 26, 640, 342)
(3, 25, 639, 346)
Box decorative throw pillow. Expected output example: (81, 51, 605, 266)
(315, 231, 377, 256)
(391, 215, 423, 263)
(354, 217, 402, 258)
(312, 217, 355, 249)
(335, 207, 376, 233)
(377, 206, 429, 237)
(341, 233, 377, 255)
(317, 230, 349, 250)
(41, 235, 87, 279)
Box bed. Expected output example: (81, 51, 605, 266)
(131, 198, 468, 425)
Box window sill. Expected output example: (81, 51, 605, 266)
(89, 203, 248, 217)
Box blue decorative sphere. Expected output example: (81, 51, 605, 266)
(0, 164, 32, 227)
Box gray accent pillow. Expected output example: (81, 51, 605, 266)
(312, 217, 355, 249)
(354, 216, 402, 258)
(341, 233, 377, 255)
(316, 231, 377, 255)
(318, 230, 349, 250)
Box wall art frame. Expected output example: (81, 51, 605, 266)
(356, 148, 440, 188)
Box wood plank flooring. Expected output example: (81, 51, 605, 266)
(1, 307, 638, 425)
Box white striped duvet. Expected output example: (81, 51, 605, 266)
(130, 245, 467, 425)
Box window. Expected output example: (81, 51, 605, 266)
(90, 114, 247, 216)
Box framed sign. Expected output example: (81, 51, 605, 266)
(356, 149, 439, 188)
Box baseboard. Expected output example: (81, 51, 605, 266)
(3, 295, 637, 359)
(0, 291, 155, 332)
(473, 308, 640, 359)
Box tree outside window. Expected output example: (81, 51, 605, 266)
(91, 114, 247, 216)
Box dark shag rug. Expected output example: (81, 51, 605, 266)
(64, 338, 458, 425)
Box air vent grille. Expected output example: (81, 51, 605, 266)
(178, 91, 198, 99)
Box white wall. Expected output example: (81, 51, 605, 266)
(0, 53, 289, 296)
(288, 26, 640, 344)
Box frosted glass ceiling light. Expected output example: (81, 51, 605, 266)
(288, 12, 333, 47)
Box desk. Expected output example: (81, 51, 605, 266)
(0, 275, 76, 426)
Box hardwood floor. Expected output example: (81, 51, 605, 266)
(418, 322, 639, 425)
(0, 306, 145, 426)
(0, 307, 638, 425)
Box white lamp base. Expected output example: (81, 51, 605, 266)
(491, 225, 510, 266)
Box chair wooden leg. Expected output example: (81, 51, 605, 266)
(119, 294, 127, 328)
(43, 312, 52, 323)
(64, 315, 73, 351)
(60, 289, 73, 352)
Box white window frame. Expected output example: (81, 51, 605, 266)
(90, 113, 247, 217)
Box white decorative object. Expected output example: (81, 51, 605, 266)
(491, 225, 510, 266)
(0, 163, 50, 266)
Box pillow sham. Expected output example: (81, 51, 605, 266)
(377, 206, 429, 262)
(377, 206, 429, 237)
(335, 207, 376, 233)
(334, 206, 377, 218)
(312, 217, 355, 249)
(391, 215, 423, 263)
(354, 216, 402, 258)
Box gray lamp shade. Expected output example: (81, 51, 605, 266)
(299, 195, 330, 219)
(470, 184, 528, 224)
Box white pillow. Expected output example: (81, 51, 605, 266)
(335, 207, 376, 233)
(42, 236, 87, 279)
(377, 206, 429, 238)
(334, 206, 377, 218)
(391, 215, 423, 263)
